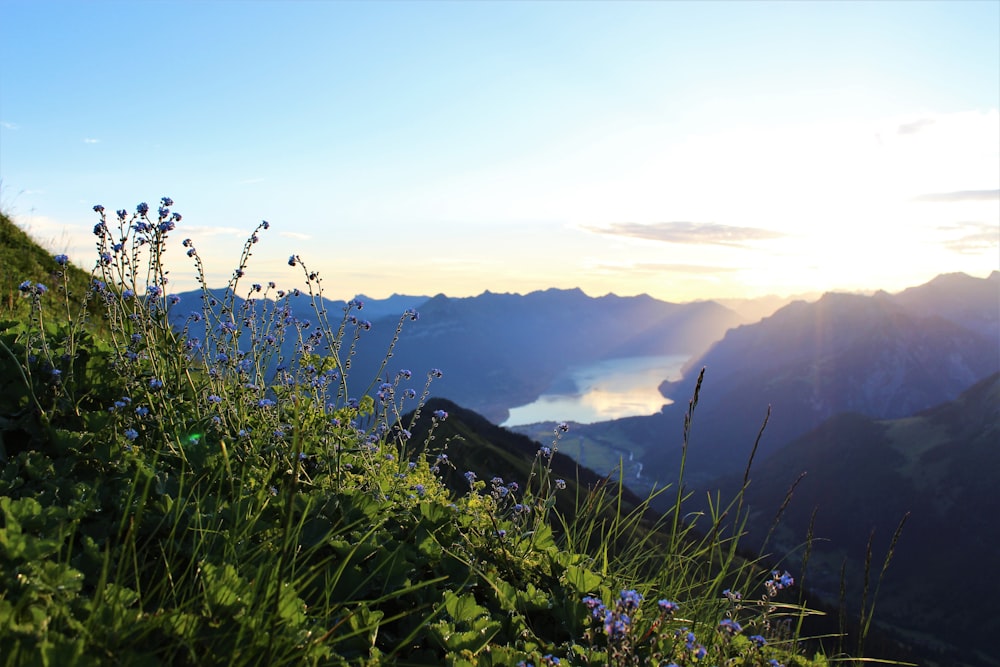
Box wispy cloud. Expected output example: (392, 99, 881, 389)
(279, 231, 311, 241)
(937, 221, 1000, 254)
(182, 225, 248, 238)
(913, 189, 1000, 203)
(586, 221, 783, 247)
(897, 118, 935, 135)
(1, 121, 18, 130)
(83, 138, 100, 144)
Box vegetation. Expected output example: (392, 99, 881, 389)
(0, 200, 878, 665)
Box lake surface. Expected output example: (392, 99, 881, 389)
(501, 355, 688, 427)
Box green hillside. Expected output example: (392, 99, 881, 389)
(0, 201, 875, 666)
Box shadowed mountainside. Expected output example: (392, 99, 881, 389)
(716, 373, 1000, 667)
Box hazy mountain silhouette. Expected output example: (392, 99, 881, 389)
(170, 286, 745, 424)
(553, 273, 998, 486)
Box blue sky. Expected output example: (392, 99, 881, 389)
(2, 1, 997, 301)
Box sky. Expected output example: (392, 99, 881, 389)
(1, 0, 998, 302)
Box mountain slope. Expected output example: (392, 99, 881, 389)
(722, 373, 1000, 667)
(644, 282, 999, 483)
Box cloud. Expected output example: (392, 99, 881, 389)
(897, 118, 935, 135)
(913, 189, 1000, 203)
(586, 221, 784, 246)
(1, 121, 18, 130)
(937, 221, 1000, 254)
(83, 138, 100, 144)
(596, 261, 742, 275)
(279, 231, 312, 241)
(182, 225, 248, 238)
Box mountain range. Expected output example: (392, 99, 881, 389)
(169, 286, 748, 423)
(537, 271, 999, 486)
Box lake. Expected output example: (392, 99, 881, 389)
(501, 354, 688, 427)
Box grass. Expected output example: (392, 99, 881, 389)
(0, 199, 894, 666)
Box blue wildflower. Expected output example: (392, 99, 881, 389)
(719, 618, 742, 635)
(54, 254, 69, 265)
(433, 409, 448, 420)
(136, 202, 149, 215)
(658, 599, 678, 614)
(148, 378, 163, 390)
(124, 428, 139, 441)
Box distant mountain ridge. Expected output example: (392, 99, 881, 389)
(170, 285, 746, 423)
(552, 272, 998, 486)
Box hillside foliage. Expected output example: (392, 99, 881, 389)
(0, 202, 879, 666)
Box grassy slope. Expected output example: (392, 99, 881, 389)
(0, 211, 95, 317)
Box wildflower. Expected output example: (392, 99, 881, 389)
(207, 395, 222, 405)
(658, 599, 678, 614)
(433, 409, 448, 420)
(169, 295, 180, 305)
(718, 618, 742, 635)
(749, 634, 767, 647)
(50, 368, 62, 379)
(148, 378, 164, 390)
(771, 570, 795, 590)
(404, 388, 416, 399)
(122, 289, 134, 300)
(160, 196, 173, 207)
(54, 253, 69, 265)
(288, 255, 297, 267)
(538, 446, 552, 458)
(135, 406, 149, 417)
(414, 484, 426, 497)
(555, 478, 566, 490)
(430, 368, 443, 378)
(257, 398, 275, 408)
(405, 308, 419, 321)
(398, 369, 412, 379)
(619, 589, 643, 612)
(93, 204, 105, 213)
(399, 429, 412, 440)
(497, 529, 507, 539)
(464, 471, 476, 485)
(33, 283, 48, 295)
(18, 280, 32, 293)
(769, 661, 785, 667)
(136, 202, 149, 215)
(146, 284, 162, 299)
(124, 428, 139, 441)
(100, 252, 112, 265)
(557, 422, 569, 432)
(93, 222, 107, 236)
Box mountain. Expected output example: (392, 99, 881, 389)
(170, 286, 746, 424)
(589, 275, 999, 485)
(886, 270, 999, 338)
(720, 373, 1000, 667)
